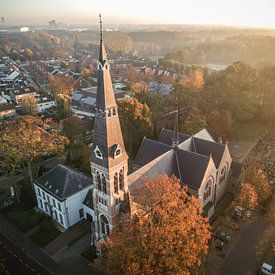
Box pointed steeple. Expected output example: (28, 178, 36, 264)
(172, 110, 179, 147)
(96, 14, 117, 111)
(91, 14, 128, 169)
(99, 14, 107, 64)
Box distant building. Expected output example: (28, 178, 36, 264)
(1, 17, 5, 25)
(10, 86, 36, 104)
(35, 93, 56, 113)
(0, 104, 16, 119)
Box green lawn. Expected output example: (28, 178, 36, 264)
(2, 207, 44, 233)
(30, 219, 61, 247)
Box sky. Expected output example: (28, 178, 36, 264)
(1, 0, 275, 28)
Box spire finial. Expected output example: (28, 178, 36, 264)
(99, 13, 103, 42)
(172, 109, 179, 147)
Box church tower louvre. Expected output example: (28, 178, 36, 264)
(91, 15, 129, 243)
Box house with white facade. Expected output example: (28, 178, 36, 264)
(34, 164, 93, 229)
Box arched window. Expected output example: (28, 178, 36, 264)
(100, 215, 110, 236)
(203, 179, 212, 201)
(102, 174, 107, 194)
(114, 172, 118, 194)
(220, 166, 227, 184)
(97, 171, 102, 191)
(119, 169, 124, 190)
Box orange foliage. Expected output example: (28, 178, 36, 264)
(97, 175, 211, 274)
(234, 183, 258, 211)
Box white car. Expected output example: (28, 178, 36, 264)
(261, 263, 275, 275)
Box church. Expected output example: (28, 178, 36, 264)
(33, 17, 232, 245)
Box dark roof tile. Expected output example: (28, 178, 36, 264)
(35, 164, 92, 200)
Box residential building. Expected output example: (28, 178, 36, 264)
(34, 165, 92, 229)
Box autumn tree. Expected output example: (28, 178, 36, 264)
(0, 116, 68, 183)
(244, 160, 272, 204)
(21, 96, 38, 115)
(81, 67, 93, 78)
(24, 48, 33, 60)
(97, 175, 211, 274)
(130, 82, 148, 98)
(118, 98, 152, 158)
(179, 69, 204, 90)
(206, 110, 234, 141)
(56, 94, 72, 120)
(233, 183, 258, 211)
(180, 109, 207, 135)
(49, 75, 74, 96)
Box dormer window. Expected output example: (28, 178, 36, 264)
(94, 145, 103, 159)
(112, 144, 121, 159)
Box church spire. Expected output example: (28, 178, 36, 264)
(95, 14, 116, 111)
(172, 110, 179, 147)
(98, 13, 107, 65)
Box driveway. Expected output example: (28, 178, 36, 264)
(44, 221, 90, 257)
(220, 216, 269, 275)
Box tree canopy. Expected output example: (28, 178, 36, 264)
(0, 116, 68, 180)
(97, 175, 211, 274)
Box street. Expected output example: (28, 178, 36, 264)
(220, 216, 270, 275)
(0, 231, 52, 274)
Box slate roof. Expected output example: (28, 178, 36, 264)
(34, 164, 92, 201)
(130, 128, 227, 191)
(176, 149, 210, 190)
(129, 150, 179, 192)
(193, 137, 225, 168)
(134, 137, 171, 168)
(158, 128, 190, 146)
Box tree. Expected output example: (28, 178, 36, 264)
(233, 183, 258, 211)
(206, 110, 234, 141)
(97, 175, 211, 274)
(81, 67, 92, 78)
(179, 69, 204, 90)
(130, 82, 148, 98)
(56, 94, 72, 120)
(24, 48, 33, 60)
(21, 96, 38, 115)
(118, 98, 152, 158)
(0, 116, 68, 183)
(180, 110, 207, 135)
(49, 75, 74, 96)
(244, 160, 272, 205)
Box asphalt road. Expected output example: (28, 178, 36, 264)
(220, 216, 269, 275)
(0, 231, 52, 275)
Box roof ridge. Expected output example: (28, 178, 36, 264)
(144, 137, 172, 148)
(193, 136, 225, 147)
(177, 148, 211, 160)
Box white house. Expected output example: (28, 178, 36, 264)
(36, 94, 56, 113)
(34, 164, 93, 229)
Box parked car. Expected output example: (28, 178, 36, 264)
(214, 231, 230, 242)
(211, 239, 224, 250)
(261, 263, 275, 275)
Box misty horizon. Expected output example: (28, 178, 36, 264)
(1, 0, 275, 28)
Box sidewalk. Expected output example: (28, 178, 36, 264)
(0, 212, 66, 275)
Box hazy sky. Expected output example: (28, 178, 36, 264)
(1, 0, 275, 27)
